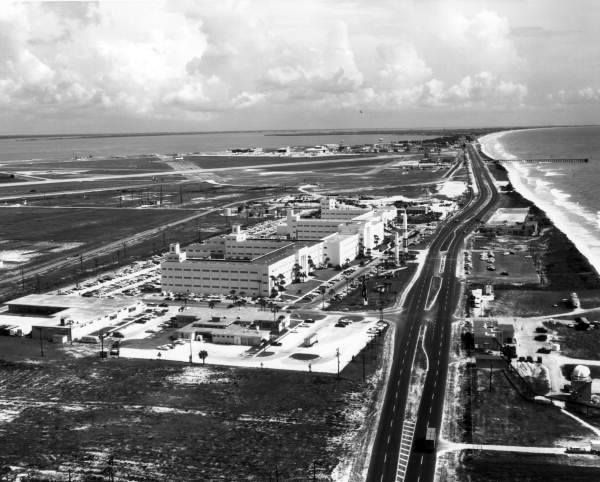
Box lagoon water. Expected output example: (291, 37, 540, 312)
(479, 125, 600, 276)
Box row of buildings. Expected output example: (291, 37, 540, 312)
(161, 197, 397, 297)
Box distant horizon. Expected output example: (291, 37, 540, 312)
(2, 2, 598, 134)
(1, 123, 597, 141)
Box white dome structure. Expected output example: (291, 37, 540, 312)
(571, 365, 591, 381)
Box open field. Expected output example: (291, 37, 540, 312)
(0, 331, 389, 481)
(455, 451, 600, 481)
(545, 321, 600, 361)
(461, 364, 590, 446)
(0, 207, 191, 253)
(0, 176, 185, 198)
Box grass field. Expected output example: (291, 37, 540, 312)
(0, 332, 388, 481)
(545, 321, 600, 361)
(465, 365, 590, 445)
(455, 451, 600, 481)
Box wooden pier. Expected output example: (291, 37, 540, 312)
(494, 158, 588, 163)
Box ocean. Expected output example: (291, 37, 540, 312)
(0, 131, 435, 163)
(479, 125, 600, 276)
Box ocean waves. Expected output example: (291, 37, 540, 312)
(479, 128, 600, 278)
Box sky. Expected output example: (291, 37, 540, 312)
(1, 0, 599, 134)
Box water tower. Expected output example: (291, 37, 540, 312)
(571, 365, 592, 403)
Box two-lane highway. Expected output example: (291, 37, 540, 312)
(367, 144, 499, 482)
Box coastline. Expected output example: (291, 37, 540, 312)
(478, 131, 600, 281)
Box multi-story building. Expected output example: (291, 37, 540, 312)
(162, 198, 397, 296)
(161, 225, 324, 296)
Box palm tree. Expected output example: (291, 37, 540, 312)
(319, 285, 327, 309)
(292, 263, 302, 283)
(198, 350, 208, 365)
(258, 297, 267, 311)
(271, 304, 281, 321)
(328, 288, 336, 301)
(277, 273, 285, 286)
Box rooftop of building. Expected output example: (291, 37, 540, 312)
(178, 320, 270, 338)
(487, 208, 530, 226)
(175, 306, 290, 322)
(3, 294, 142, 327)
(472, 318, 515, 337)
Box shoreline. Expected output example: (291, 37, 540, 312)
(477, 132, 600, 283)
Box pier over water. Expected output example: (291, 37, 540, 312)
(494, 158, 589, 163)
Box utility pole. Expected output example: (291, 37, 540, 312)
(313, 462, 317, 481)
(362, 350, 366, 382)
(336, 348, 340, 379)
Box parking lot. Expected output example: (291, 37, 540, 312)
(468, 249, 540, 284)
(118, 311, 387, 374)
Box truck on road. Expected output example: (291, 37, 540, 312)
(423, 427, 437, 452)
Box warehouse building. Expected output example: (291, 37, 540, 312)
(0, 294, 144, 342)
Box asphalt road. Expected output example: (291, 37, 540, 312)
(366, 144, 499, 482)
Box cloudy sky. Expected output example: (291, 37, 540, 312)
(1, 0, 599, 134)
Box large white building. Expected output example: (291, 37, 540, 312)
(161, 198, 397, 296)
(277, 197, 396, 251)
(161, 225, 325, 297)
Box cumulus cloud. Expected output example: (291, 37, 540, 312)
(3, 0, 591, 132)
(550, 87, 600, 104)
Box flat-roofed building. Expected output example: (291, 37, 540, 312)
(161, 226, 325, 297)
(482, 208, 538, 236)
(0, 294, 144, 341)
(472, 318, 515, 350)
